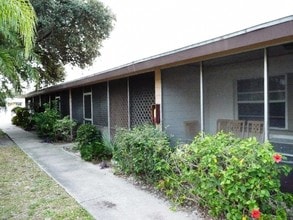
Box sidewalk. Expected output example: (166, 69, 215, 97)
(0, 121, 202, 220)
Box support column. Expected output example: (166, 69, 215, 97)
(155, 68, 162, 130)
(69, 89, 73, 139)
(127, 77, 131, 129)
(69, 89, 72, 120)
(200, 62, 204, 134)
(107, 81, 111, 138)
(39, 95, 41, 107)
(264, 48, 269, 141)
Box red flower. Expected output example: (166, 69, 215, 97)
(273, 153, 282, 163)
(251, 208, 261, 219)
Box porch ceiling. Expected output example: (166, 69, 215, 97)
(26, 16, 293, 97)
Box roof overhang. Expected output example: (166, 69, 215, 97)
(26, 15, 293, 98)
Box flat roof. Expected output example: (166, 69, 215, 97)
(26, 15, 293, 97)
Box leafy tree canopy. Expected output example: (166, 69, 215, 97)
(31, 0, 115, 88)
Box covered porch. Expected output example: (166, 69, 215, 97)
(160, 44, 293, 156)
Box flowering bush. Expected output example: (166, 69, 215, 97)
(273, 153, 282, 163)
(251, 208, 261, 219)
(158, 132, 293, 219)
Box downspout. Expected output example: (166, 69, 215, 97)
(264, 48, 269, 141)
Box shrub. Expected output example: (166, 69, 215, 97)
(158, 132, 293, 219)
(113, 124, 171, 184)
(53, 116, 77, 142)
(76, 124, 111, 161)
(11, 107, 34, 130)
(33, 104, 60, 140)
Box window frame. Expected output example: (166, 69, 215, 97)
(236, 75, 287, 130)
(83, 91, 93, 124)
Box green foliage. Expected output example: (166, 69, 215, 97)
(76, 124, 111, 161)
(33, 104, 60, 140)
(0, 0, 37, 104)
(158, 132, 293, 219)
(53, 116, 77, 142)
(30, 0, 115, 88)
(0, 0, 36, 56)
(11, 107, 34, 130)
(113, 124, 171, 184)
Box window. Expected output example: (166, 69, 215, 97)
(237, 75, 286, 128)
(55, 96, 61, 113)
(83, 92, 92, 123)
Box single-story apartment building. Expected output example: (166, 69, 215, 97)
(25, 16, 293, 154)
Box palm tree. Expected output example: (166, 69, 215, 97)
(0, 0, 37, 105)
(0, 0, 36, 56)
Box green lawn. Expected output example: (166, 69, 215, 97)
(0, 133, 94, 220)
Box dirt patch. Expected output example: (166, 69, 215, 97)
(96, 201, 117, 209)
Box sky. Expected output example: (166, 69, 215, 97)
(65, 0, 293, 81)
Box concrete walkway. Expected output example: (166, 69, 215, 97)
(0, 121, 202, 220)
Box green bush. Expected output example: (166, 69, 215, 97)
(113, 124, 171, 184)
(33, 104, 60, 140)
(54, 116, 77, 142)
(76, 124, 111, 161)
(11, 107, 34, 130)
(158, 132, 293, 219)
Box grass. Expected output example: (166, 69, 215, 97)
(0, 131, 94, 220)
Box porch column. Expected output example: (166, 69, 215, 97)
(264, 48, 269, 141)
(39, 95, 41, 106)
(200, 61, 204, 134)
(69, 89, 73, 139)
(107, 81, 111, 138)
(155, 68, 162, 131)
(127, 77, 131, 129)
(69, 89, 72, 120)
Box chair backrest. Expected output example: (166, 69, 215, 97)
(229, 120, 245, 138)
(184, 120, 199, 141)
(246, 120, 264, 142)
(217, 119, 232, 133)
(217, 119, 245, 138)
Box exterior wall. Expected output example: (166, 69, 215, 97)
(92, 82, 108, 136)
(71, 87, 83, 124)
(162, 65, 200, 143)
